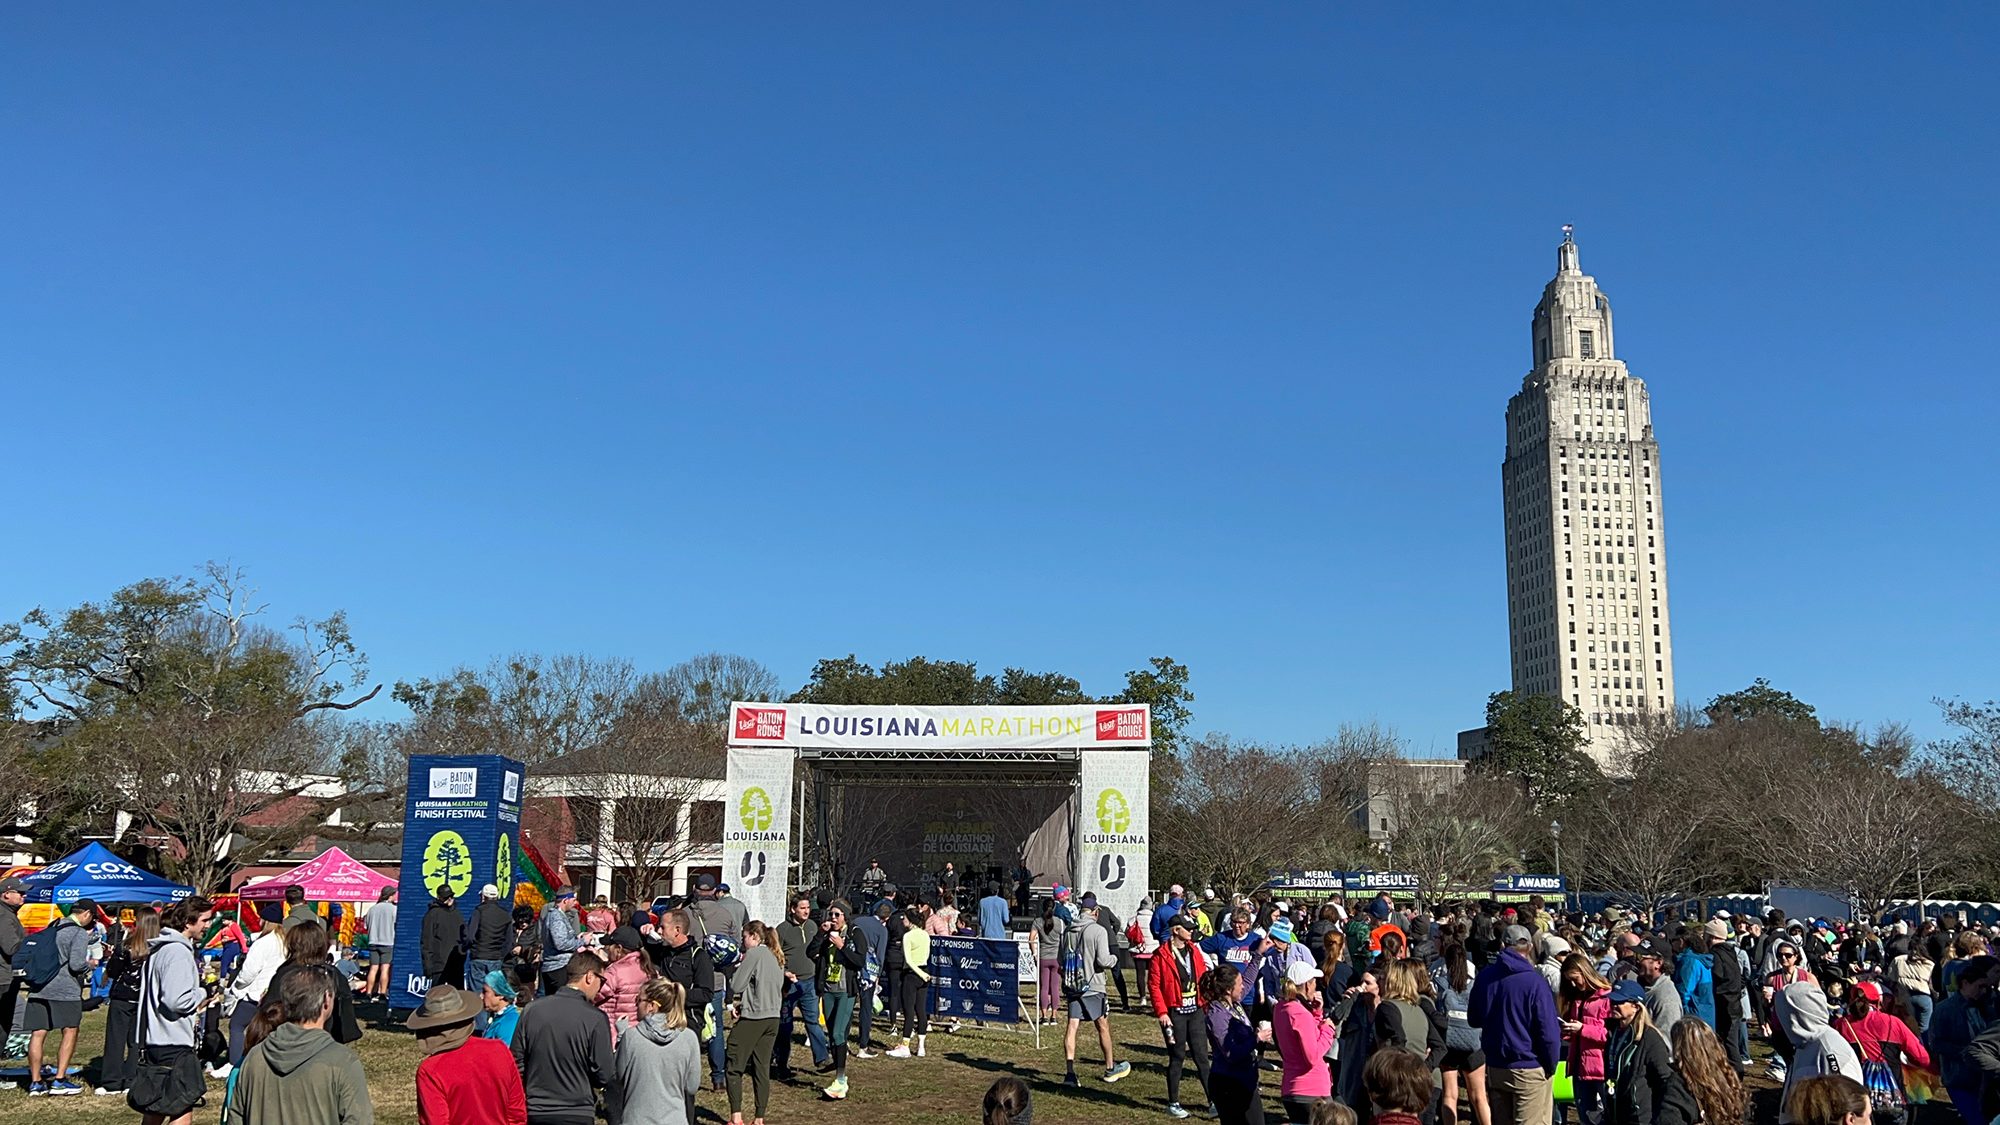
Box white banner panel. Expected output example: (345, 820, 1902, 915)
(729, 703, 1150, 749)
(1077, 749, 1149, 938)
(723, 747, 794, 926)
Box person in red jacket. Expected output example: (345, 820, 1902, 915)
(412, 983, 527, 1125)
(1151, 913, 1214, 1118)
(1832, 982, 1930, 1070)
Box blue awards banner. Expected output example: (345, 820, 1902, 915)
(389, 754, 526, 1009)
(927, 936, 1020, 1024)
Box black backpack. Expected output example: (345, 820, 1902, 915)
(14, 920, 70, 990)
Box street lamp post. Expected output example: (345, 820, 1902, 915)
(1550, 819, 1564, 910)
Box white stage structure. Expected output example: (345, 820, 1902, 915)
(724, 702, 1152, 932)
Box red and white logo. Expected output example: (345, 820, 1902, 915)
(1095, 708, 1148, 742)
(735, 706, 787, 741)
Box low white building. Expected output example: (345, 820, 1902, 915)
(527, 771, 726, 903)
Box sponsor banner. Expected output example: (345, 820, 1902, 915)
(927, 936, 1020, 1024)
(1343, 871, 1420, 894)
(723, 747, 793, 927)
(1493, 874, 1566, 895)
(391, 754, 526, 1009)
(1077, 750, 1149, 935)
(1264, 869, 1349, 892)
(729, 703, 1150, 750)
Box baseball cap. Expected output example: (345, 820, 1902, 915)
(1608, 979, 1647, 1004)
(609, 925, 644, 952)
(693, 875, 717, 891)
(1285, 961, 1323, 985)
(1635, 937, 1666, 959)
(0, 877, 27, 894)
(481, 883, 501, 899)
(1502, 924, 1533, 946)
(718, 883, 730, 893)
(1169, 884, 1186, 898)
(1854, 981, 1883, 1004)
(1169, 914, 1198, 933)
(71, 897, 99, 916)
(1713, 909, 1732, 920)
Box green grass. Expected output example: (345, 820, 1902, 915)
(1, 1000, 1240, 1124)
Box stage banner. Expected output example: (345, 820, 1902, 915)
(729, 702, 1151, 750)
(389, 754, 526, 1010)
(1077, 749, 1149, 937)
(724, 747, 793, 926)
(928, 936, 1021, 1024)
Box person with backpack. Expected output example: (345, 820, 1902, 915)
(1060, 903, 1132, 1088)
(849, 900, 890, 1059)
(19, 897, 97, 1095)
(689, 874, 748, 1092)
(1435, 944, 1491, 1125)
(1831, 981, 1927, 1124)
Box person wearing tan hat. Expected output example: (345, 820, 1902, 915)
(413, 982, 526, 1125)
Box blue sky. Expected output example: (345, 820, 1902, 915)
(6, 8, 1995, 756)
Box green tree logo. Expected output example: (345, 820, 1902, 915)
(740, 787, 774, 832)
(1094, 788, 1130, 835)
(422, 830, 473, 899)
(495, 834, 514, 899)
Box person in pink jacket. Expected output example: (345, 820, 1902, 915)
(1833, 982, 1930, 1068)
(594, 926, 653, 1043)
(1272, 959, 1338, 1121)
(1558, 953, 1613, 1125)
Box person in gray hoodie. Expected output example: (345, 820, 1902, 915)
(226, 962, 373, 1125)
(617, 977, 702, 1125)
(137, 896, 214, 1125)
(25, 898, 97, 1095)
(1774, 980, 1861, 1125)
(725, 921, 784, 1125)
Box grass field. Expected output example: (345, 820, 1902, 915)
(0, 999, 1281, 1124)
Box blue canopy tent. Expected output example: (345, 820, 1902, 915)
(22, 842, 195, 905)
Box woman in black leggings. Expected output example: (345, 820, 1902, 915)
(889, 904, 931, 1057)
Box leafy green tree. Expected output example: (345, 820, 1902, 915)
(1110, 656, 1195, 755)
(1705, 678, 1819, 726)
(3, 564, 379, 888)
(1480, 690, 1601, 809)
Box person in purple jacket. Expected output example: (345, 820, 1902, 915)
(1469, 924, 1564, 1125)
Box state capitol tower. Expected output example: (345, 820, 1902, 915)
(1499, 228, 1676, 764)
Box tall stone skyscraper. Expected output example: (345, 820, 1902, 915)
(1499, 228, 1674, 764)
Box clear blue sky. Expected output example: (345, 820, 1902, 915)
(7, 8, 1995, 755)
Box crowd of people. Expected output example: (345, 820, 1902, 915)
(10, 867, 2000, 1125)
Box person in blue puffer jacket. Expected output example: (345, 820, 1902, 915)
(1675, 937, 1716, 1028)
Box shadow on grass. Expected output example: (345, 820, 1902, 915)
(944, 1052, 1153, 1110)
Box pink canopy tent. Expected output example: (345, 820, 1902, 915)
(238, 846, 396, 901)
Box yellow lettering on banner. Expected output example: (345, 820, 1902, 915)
(942, 718, 962, 736)
(1065, 718, 1085, 736)
(1028, 717, 1047, 736)
(979, 717, 995, 736)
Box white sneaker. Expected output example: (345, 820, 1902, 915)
(207, 1064, 233, 1080)
(915, 1035, 926, 1057)
(93, 1087, 117, 1097)
(885, 1043, 912, 1059)
(854, 1048, 879, 1059)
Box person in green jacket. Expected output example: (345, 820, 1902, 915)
(227, 962, 372, 1125)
